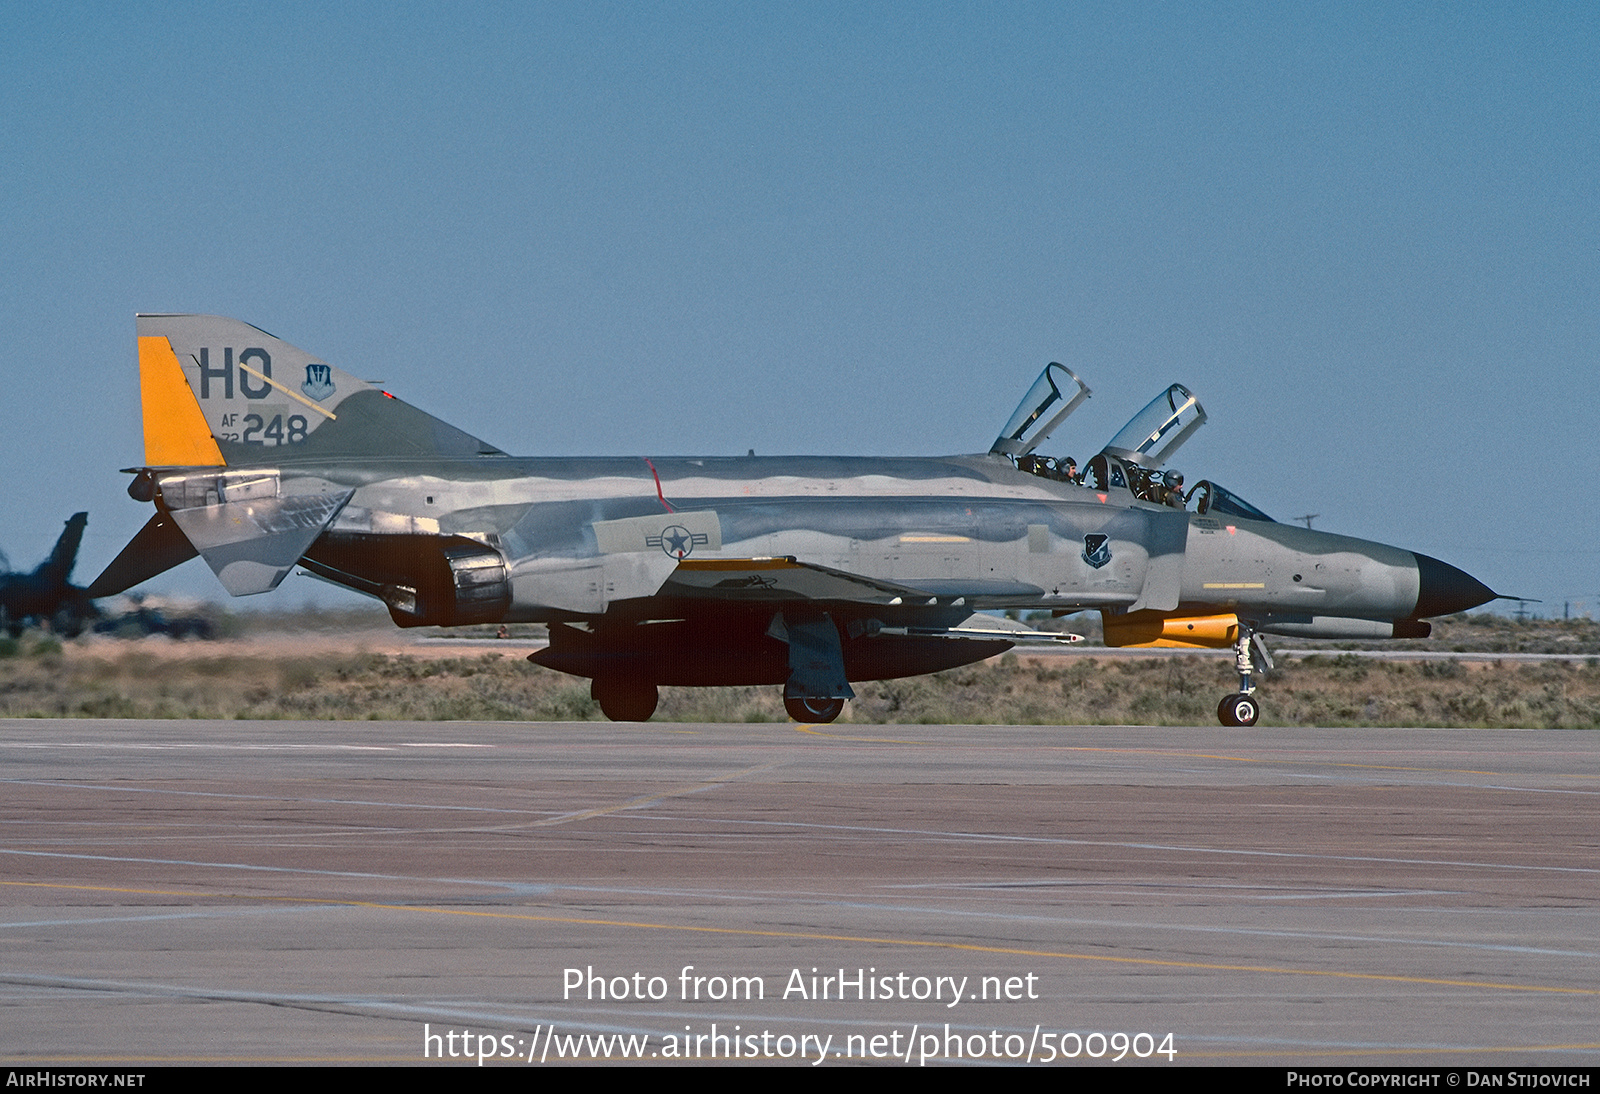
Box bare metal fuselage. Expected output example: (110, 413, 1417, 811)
(99, 314, 1497, 721)
(282, 449, 1429, 633)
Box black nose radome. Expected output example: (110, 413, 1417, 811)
(1412, 552, 1498, 618)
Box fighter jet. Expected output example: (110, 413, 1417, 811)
(92, 315, 1500, 726)
(1, 512, 97, 637)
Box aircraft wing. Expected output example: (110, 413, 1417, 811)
(533, 554, 1069, 708)
(658, 559, 1082, 639)
(899, 615, 1084, 644)
(658, 557, 938, 606)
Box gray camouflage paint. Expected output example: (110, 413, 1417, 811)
(103, 316, 1496, 693)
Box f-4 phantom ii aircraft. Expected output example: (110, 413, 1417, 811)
(1, 512, 97, 638)
(92, 315, 1501, 726)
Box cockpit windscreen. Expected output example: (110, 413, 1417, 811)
(1189, 480, 1275, 523)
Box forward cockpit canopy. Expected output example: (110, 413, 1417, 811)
(1100, 383, 1206, 469)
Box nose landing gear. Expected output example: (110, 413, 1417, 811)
(1218, 691, 1259, 727)
(1218, 623, 1270, 727)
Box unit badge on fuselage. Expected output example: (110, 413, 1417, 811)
(1082, 533, 1112, 569)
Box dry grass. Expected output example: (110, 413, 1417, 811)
(2, 634, 1597, 727)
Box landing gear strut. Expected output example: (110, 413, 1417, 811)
(774, 610, 852, 725)
(1217, 623, 1268, 727)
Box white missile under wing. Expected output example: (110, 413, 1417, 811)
(93, 316, 1500, 726)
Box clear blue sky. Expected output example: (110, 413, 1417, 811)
(2, 3, 1595, 613)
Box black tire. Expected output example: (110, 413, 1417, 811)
(591, 678, 659, 722)
(784, 695, 845, 724)
(1218, 693, 1259, 727)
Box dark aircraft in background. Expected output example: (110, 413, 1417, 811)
(1, 512, 98, 637)
(93, 315, 1501, 726)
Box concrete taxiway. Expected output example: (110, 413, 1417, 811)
(1, 718, 1595, 1066)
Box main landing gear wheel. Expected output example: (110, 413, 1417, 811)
(784, 695, 845, 724)
(1218, 693, 1259, 727)
(591, 678, 659, 722)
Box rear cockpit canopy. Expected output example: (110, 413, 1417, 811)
(990, 363, 1091, 458)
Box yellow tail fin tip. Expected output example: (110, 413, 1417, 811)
(138, 335, 225, 467)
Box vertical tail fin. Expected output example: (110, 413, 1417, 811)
(109, 315, 503, 599)
(36, 512, 88, 585)
(135, 314, 503, 465)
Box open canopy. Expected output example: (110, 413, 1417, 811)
(990, 363, 1091, 458)
(1100, 383, 1206, 468)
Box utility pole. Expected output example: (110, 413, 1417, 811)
(1293, 514, 1320, 530)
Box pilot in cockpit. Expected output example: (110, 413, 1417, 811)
(1162, 470, 1186, 508)
(1017, 453, 1081, 486)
